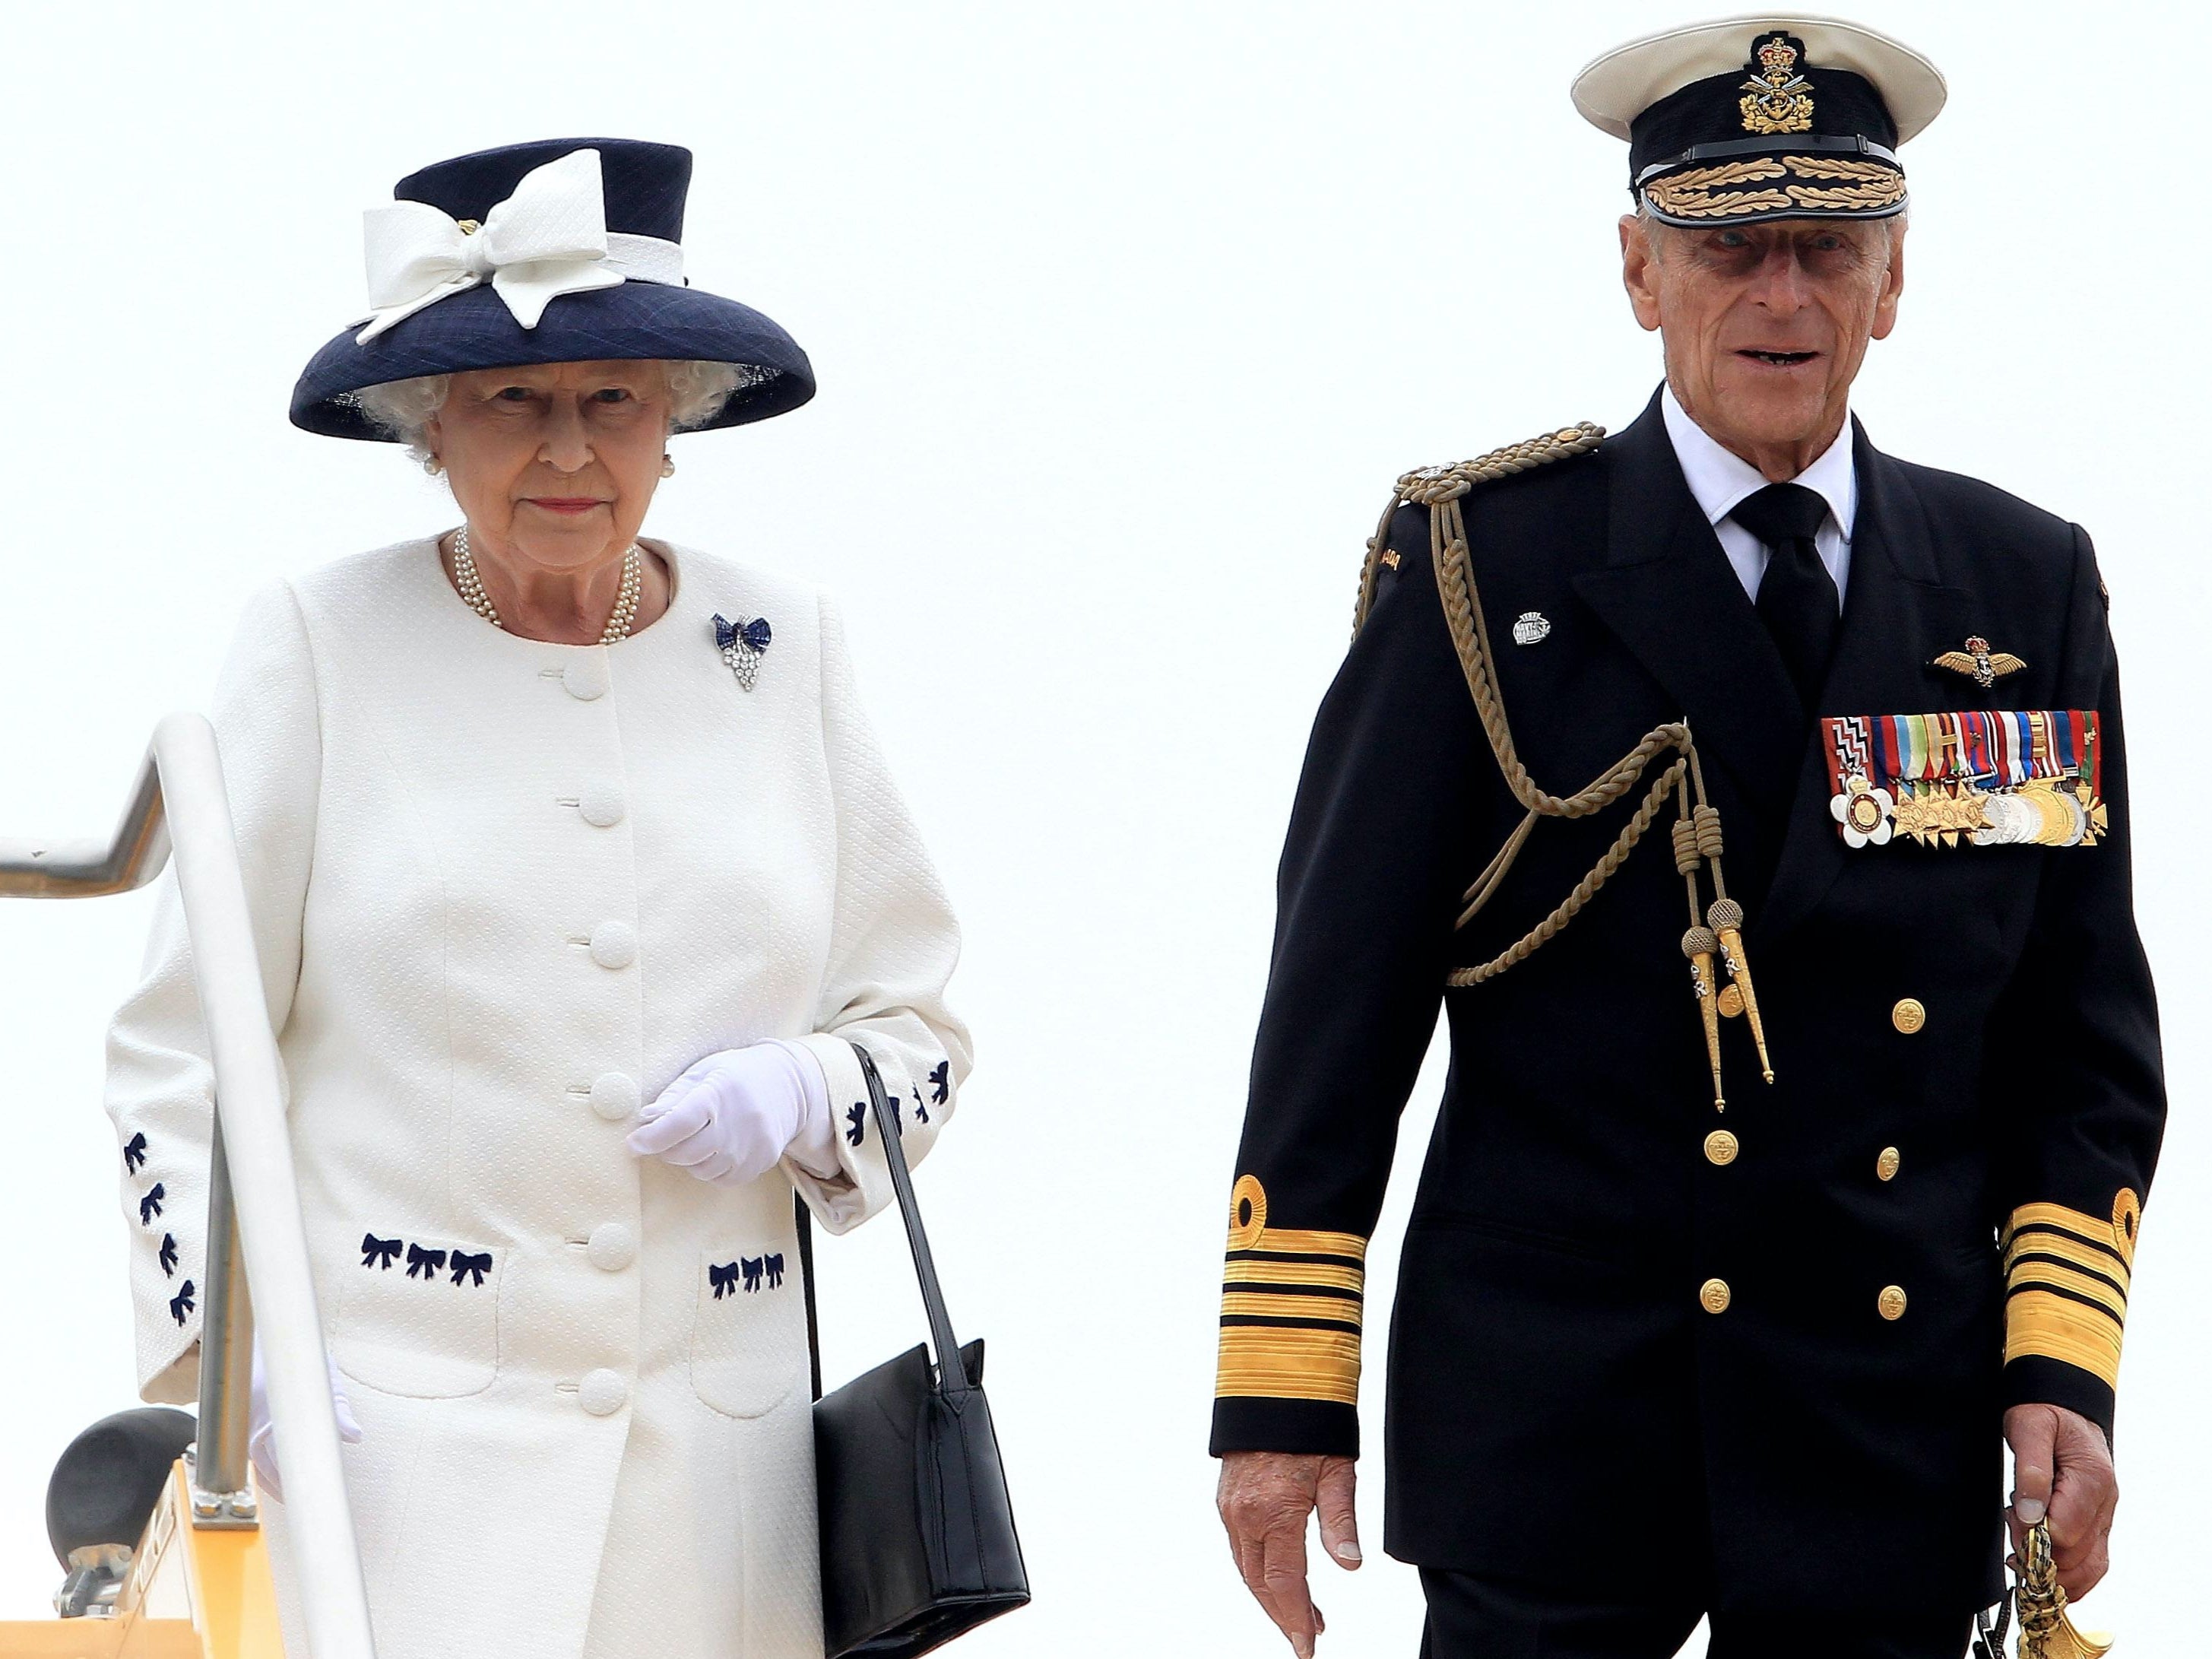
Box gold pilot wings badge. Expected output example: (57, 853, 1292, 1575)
(1932, 635, 2027, 690)
(1824, 710, 2108, 849)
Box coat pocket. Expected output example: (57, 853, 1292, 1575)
(689, 1239, 805, 1419)
(331, 1232, 503, 1398)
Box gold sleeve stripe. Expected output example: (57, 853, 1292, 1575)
(1224, 1258, 1364, 1293)
(2007, 1259, 2127, 1323)
(2002, 1233, 2129, 1299)
(1224, 1175, 1367, 1261)
(1220, 1291, 1362, 1328)
(2004, 1200, 2138, 1270)
(1218, 1177, 1372, 1405)
(1216, 1325, 1361, 1405)
(2004, 1288, 2124, 1389)
(1238, 1227, 1370, 1260)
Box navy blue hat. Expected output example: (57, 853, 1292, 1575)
(1573, 17, 1945, 229)
(291, 138, 814, 440)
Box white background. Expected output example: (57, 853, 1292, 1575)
(1, 2, 2204, 1653)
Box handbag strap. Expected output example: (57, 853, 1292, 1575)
(794, 1039, 972, 1402)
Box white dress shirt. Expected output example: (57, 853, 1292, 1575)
(1662, 383, 1856, 611)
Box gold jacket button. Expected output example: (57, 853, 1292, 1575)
(1704, 1130, 1739, 1166)
(1879, 1285, 1908, 1321)
(1876, 1146, 1901, 1182)
(1700, 1277, 1732, 1315)
(1891, 998, 1927, 1035)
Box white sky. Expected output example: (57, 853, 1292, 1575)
(2, 2, 2204, 1652)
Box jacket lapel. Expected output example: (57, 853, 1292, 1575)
(1752, 422, 1978, 944)
(1572, 392, 1805, 821)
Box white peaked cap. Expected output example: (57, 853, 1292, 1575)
(1572, 13, 1947, 144)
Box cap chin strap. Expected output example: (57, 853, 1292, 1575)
(1634, 131, 1900, 187)
(353, 146, 686, 344)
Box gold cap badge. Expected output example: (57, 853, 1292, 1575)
(1740, 32, 1815, 135)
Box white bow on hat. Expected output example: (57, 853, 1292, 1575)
(353, 148, 686, 344)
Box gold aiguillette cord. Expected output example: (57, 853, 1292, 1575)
(1353, 425, 1777, 1108)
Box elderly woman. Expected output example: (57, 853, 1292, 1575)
(102, 138, 969, 1658)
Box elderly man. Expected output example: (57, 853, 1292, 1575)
(1211, 17, 2164, 1659)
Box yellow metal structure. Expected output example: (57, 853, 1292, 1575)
(0, 1459, 283, 1657)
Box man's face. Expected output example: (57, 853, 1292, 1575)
(1620, 215, 1906, 475)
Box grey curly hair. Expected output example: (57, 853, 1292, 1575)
(351, 360, 759, 462)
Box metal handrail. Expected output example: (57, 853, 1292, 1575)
(1, 712, 377, 1657)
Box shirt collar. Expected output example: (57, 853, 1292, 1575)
(1660, 383, 1857, 541)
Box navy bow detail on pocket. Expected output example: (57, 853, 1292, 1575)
(158, 1234, 179, 1277)
(361, 1233, 404, 1270)
(448, 1250, 493, 1288)
(740, 1255, 765, 1293)
(169, 1280, 195, 1326)
(123, 1131, 148, 1174)
(764, 1252, 785, 1289)
(710, 1260, 741, 1299)
(929, 1059, 950, 1105)
(406, 1243, 448, 1280)
(138, 1183, 165, 1226)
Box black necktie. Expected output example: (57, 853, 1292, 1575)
(1732, 482, 1837, 706)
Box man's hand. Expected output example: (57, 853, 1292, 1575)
(2004, 1403, 2118, 1600)
(1216, 1451, 1360, 1657)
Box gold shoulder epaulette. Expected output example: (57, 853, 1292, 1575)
(1355, 421, 1605, 635)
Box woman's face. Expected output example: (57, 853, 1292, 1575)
(426, 359, 671, 571)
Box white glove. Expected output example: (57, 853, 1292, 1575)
(627, 1038, 836, 1186)
(248, 1340, 364, 1504)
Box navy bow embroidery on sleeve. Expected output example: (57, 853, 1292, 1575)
(406, 1243, 447, 1280)
(139, 1184, 165, 1226)
(448, 1250, 493, 1288)
(912, 1083, 928, 1125)
(710, 1260, 741, 1299)
(741, 1255, 765, 1293)
(361, 1233, 403, 1270)
(123, 1131, 148, 1174)
(929, 1060, 950, 1105)
(169, 1280, 195, 1326)
(846, 1102, 867, 1147)
(765, 1252, 785, 1289)
(159, 1234, 179, 1277)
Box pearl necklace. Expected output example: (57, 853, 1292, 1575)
(450, 523, 642, 645)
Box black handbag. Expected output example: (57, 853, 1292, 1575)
(793, 1042, 1029, 1657)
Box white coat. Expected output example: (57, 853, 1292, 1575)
(102, 534, 971, 1658)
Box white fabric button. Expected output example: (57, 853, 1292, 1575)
(562, 655, 609, 700)
(578, 1368, 629, 1416)
(588, 921, 637, 969)
(578, 781, 626, 828)
(586, 1222, 636, 1271)
(588, 1072, 639, 1122)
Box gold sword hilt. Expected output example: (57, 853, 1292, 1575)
(1704, 898, 1774, 1085)
(2017, 1518, 2113, 1658)
(1681, 926, 1726, 1113)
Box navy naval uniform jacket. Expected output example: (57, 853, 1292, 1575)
(1210, 392, 2166, 1614)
